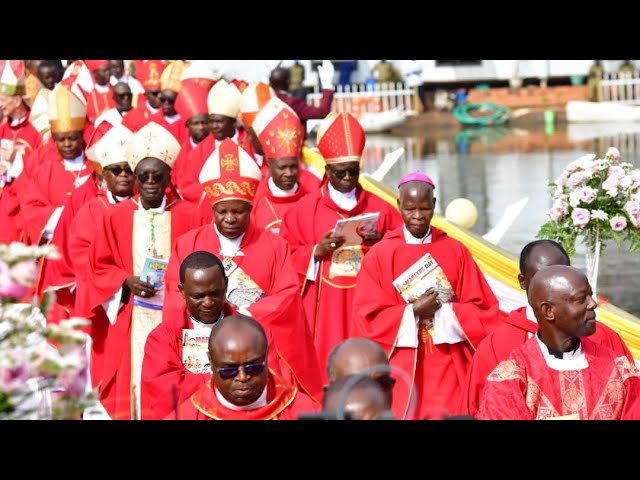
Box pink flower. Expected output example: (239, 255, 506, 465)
(548, 206, 565, 222)
(625, 200, 640, 216)
(606, 146, 621, 162)
(602, 176, 619, 191)
(578, 186, 597, 204)
(608, 165, 625, 180)
(10, 260, 37, 287)
(571, 208, 591, 227)
(610, 216, 628, 231)
(0, 260, 28, 300)
(567, 171, 586, 188)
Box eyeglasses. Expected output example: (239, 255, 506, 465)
(104, 165, 133, 176)
(136, 172, 166, 183)
(159, 96, 176, 104)
(212, 361, 266, 380)
(328, 167, 360, 179)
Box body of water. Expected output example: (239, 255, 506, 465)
(354, 122, 640, 316)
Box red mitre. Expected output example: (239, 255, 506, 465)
(174, 82, 209, 121)
(84, 60, 109, 72)
(316, 112, 365, 164)
(198, 138, 262, 205)
(136, 61, 166, 90)
(253, 98, 304, 160)
(230, 78, 249, 94)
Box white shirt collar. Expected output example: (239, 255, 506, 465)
(328, 182, 357, 211)
(106, 190, 131, 204)
(145, 101, 159, 114)
(213, 223, 245, 257)
(139, 195, 166, 213)
(215, 130, 238, 148)
(94, 83, 110, 94)
(10, 115, 26, 127)
(215, 384, 267, 411)
(163, 113, 181, 124)
(535, 334, 588, 371)
(189, 137, 198, 149)
(63, 153, 85, 171)
(268, 177, 299, 197)
(190, 312, 224, 330)
(402, 225, 432, 244)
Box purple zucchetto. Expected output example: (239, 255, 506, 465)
(398, 172, 435, 189)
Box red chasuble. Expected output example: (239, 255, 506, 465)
(252, 168, 321, 207)
(351, 227, 500, 420)
(20, 154, 92, 246)
(163, 222, 323, 402)
(280, 182, 403, 376)
(461, 306, 636, 417)
(0, 112, 43, 163)
(174, 130, 255, 203)
(140, 303, 298, 419)
(86, 87, 115, 124)
(84, 196, 198, 420)
(170, 138, 198, 189)
(121, 104, 153, 133)
(477, 336, 640, 420)
(168, 371, 318, 420)
(251, 182, 310, 235)
(148, 110, 189, 145)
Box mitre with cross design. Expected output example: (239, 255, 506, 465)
(252, 97, 304, 160)
(316, 112, 366, 165)
(198, 137, 262, 205)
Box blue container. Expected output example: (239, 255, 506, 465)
(365, 77, 377, 92)
(456, 89, 467, 104)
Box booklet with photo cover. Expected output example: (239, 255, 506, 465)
(333, 212, 380, 246)
(182, 329, 211, 374)
(133, 257, 168, 310)
(392, 252, 457, 304)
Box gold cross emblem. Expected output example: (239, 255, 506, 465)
(221, 153, 238, 171)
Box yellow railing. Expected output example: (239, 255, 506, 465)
(302, 146, 640, 359)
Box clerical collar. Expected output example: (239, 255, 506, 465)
(164, 113, 181, 124)
(63, 153, 85, 171)
(215, 130, 238, 148)
(213, 223, 245, 257)
(403, 225, 432, 244)
(189, 137, 198, 149)
(191, 312, 224, 330)
(268, 177, 299, 197)
(139, 195, 166, 213)
(215, 384, 267, 411)
(328, 182, 357, 211)
(94, 83, 110, 94)
(106, 190, 131, 204)
(10, 115, 26, 127)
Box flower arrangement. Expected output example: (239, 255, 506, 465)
(537, 147, 640, 257)
(537, 147, 640, 295)
(0, 242, 96, 419)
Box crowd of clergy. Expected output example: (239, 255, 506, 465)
(1, 59, 639, 420)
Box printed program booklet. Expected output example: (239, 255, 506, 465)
(333, 212, 380, 246)
(392, 252, 457, 304)
(182, 328, 211, 374)
(133, 257, 168, 310)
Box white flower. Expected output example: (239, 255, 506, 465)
(590, 209, 609, 221)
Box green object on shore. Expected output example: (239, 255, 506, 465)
(453, 102, 510, 126)
(544, 109, 555, 125)
(475, 83, 490, 90)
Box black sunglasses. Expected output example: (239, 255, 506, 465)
(329, 167, 359, 179)
(105, 165, 133, 176)
(212, 361, 266, 380)
(159, 96, 176, 104)
(136, 172, 166, 183)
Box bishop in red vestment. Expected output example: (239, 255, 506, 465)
(84, 122, 202, 420)
(84, 61, 115, 124)
(461, 239, 635, 417)
(281, 113, 402, 375)
(167, 315, 318, 420)
(163, 138, 323, 402)
(477, 265, 640, 420)
(352, 173, 500, 419)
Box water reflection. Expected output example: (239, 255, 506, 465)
(357, 123, 640, 316)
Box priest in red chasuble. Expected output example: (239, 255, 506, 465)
(84, 122, 201, 419)
(280, 113, 402, 377)
(169, 314, 318, 420)
(477, 265, 640, 420)
(147, 61, 188, 145)
(163, 138, 323, 402)
(351, 172, 500, 420)
(84, 60, 115, 125)
(122, 60, 166, 132)
(250, 98, 313, 235)
(461, 240, 635, 418)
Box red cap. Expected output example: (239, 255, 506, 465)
(135, 61, 166, 90)
(84, 60, 109, 72)
(174, 82, 209, 121)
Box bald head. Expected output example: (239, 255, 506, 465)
(208, 314, 267, 354)
(322, 375, 391, 420)
(269, 67, 290, 91)
(527, 265, 597, 349)
(327, 338, 389, 382)
(397, 180, 436, 239)
(518, 240, 570, 292)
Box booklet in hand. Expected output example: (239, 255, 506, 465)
(333, 212, 380, 246)
(133, 257, 168, 310)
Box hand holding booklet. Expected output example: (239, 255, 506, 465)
(133, 257, 168, 310)
(333, 212, 380, 246)
(392, 252, 457, 305)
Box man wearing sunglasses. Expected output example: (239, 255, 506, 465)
(147, 61, 189, 145)
(170, 314, 317, 420)
(83, 122, 204, 420)
(281, 112, 402, 378)
(122, 60, 166, 133)
(163, 138, 324, 404)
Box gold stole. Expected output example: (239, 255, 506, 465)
(130, 208, 171, 420)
